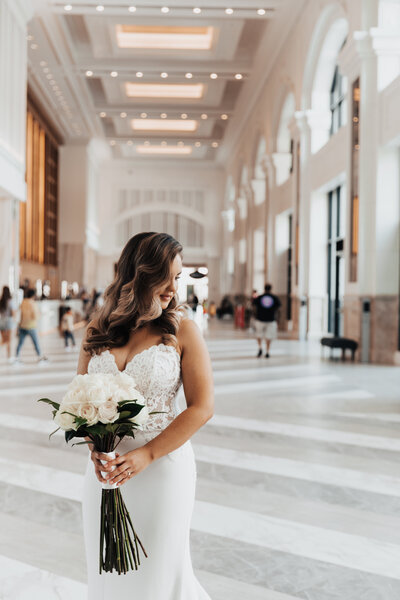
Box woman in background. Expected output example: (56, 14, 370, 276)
(0, 286, 16, 361)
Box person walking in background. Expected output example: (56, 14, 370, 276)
(61, 306, 76, 351)
(15, 289, 47, 363)
(0, 286, 16, 361)
(252, 283, 281, 358)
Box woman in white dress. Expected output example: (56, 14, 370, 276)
(77, 232, 214, 600)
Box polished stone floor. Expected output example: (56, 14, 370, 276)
(1, 318, 400, 599)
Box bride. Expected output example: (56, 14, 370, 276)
(77, 232, 214, 599)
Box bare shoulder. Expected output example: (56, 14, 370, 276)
(176, 318, 204, 353)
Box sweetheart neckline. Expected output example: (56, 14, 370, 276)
(100, 344, 180, 374)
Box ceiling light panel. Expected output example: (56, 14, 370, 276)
(125, 82, 204, 99)
(136, 145, 192, 155)
(131, 119, 198, 132)
(115, 25, 215, 51)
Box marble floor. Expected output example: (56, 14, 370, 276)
(1, 319, 400, 599)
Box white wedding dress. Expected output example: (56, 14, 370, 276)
(82, 344, 211, 600)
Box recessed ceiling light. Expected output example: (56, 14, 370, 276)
(126, 82, 204, 99)
(210, 73, 218, 79)
(31, 44, 38, 50)
(120, 112, 127, 118)
(127, 140, 133, 145)
(221, 114, 228, 120)
(212, 142, 219, 147)
(161, 72, 168, 78)
(160, 113, 167, 118)
(178, 141, 184, 147)
(110, 140, 116, 146)
(201, 113, 208, 120)
(96, 5, 104, 12)
(193, 7, 201, 13)
(85, 70, 93, 77)
(185, 73, 193, 79)
(40, 61, 47, 66)
(136, 144, 192, 155)
(161, 6, 170, 13)
(195, 141, 201, 147)
(257, 9, 266, 15)
(27, 35, 33, 41)
(225, 8, 234, 15)
(136, 72, 144, 78)
(115, 24, 214, 51)
(235, 73, 243, 80)
(161, 140, 167, 146)
(181, 113, 188, 119)
(110, 71, 118, 77)
(64, 4, 72, 11)
(128, 6, 137, 12)
(100, 112, 106, 118)
(131, 119, 198, 132)
(140, 112, 147, 118)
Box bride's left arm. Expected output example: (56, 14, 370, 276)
(146, 318, 215, 458)
(99, 318, 214, 486)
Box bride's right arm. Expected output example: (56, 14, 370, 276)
(77, 321, 94, 375)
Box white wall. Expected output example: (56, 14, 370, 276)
(95, 160, 225, 300)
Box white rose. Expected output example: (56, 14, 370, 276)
(84, 385, 108, 407)
(62, 389, 85, 407)
(54, 408, 78, 431)
(67, 374, 86, 391)
(98, 399, 119, 424)
(115, 372, 137, 392)
(130, 403, 149, 426)
(78, 402, 99, 426)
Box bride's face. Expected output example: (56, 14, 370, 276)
(158, 254, 182, 309)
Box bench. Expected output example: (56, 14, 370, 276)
(320, 337, 358, 361)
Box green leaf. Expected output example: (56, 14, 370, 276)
(85, 423, 107, 435)
(117, 410, 132, 420)
(49, 427, 60, 440)
(117, 404, 144, 418)
(117, 399, 142, 406)
(71, 440, 94, 447)
(61, 411, 87, 428)
(38, 398, 60, 411)
(65, 430, 78, 443)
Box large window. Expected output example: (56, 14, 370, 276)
(287, 214, 293, 320)
(349, 78, 360, 282)
(330, 65, 347, 136)
(327, 186, 345, 336)
(20, 99, 59, 266)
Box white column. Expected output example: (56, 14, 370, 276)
(0, 0, 33, 289)
(355, 30, 379, 297)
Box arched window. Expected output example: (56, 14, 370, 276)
(275, 93, 295, 185)
(330, 65, 347, 136)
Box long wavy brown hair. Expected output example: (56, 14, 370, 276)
(84, 232, 184, 355)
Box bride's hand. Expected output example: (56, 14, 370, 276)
(89, 445, 119, 484)
(94, 447, 153, 486)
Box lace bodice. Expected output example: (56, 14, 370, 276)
(88, 344, 182, 439)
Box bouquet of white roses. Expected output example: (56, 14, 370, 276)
(38, 372, 151, 575)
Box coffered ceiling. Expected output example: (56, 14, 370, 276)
(27, 0, 296, 163)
